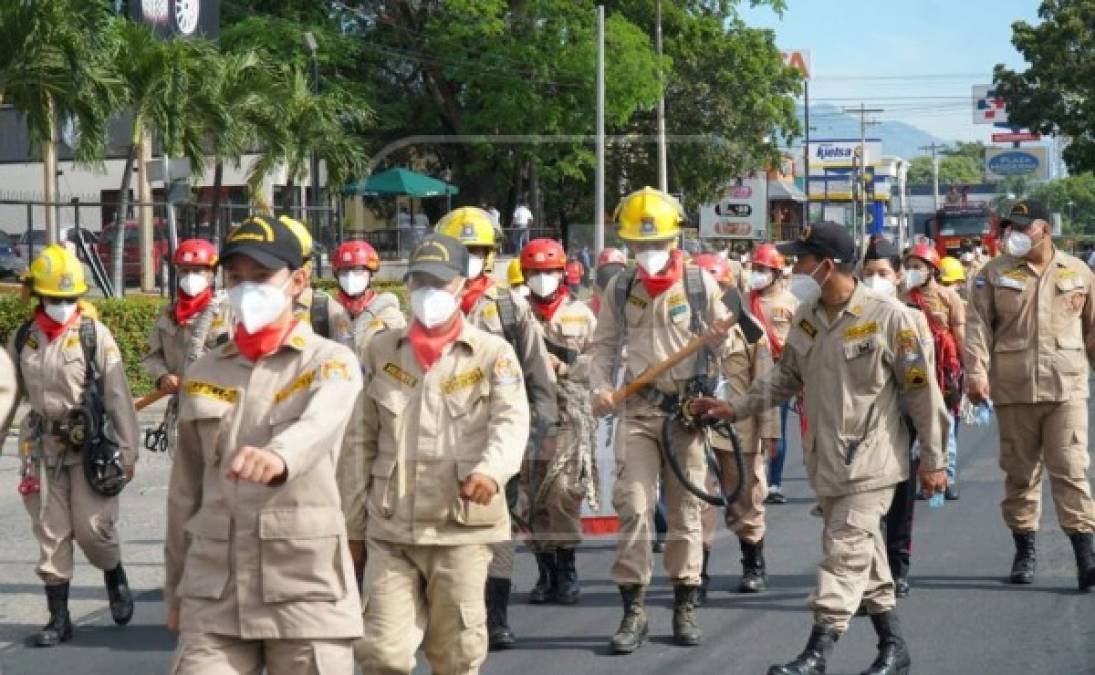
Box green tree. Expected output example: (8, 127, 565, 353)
(994, 0, 1095, 173)
(907, 154, 983, 186)
(1028, 173, 1095, 234)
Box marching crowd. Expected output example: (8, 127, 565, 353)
(0, 189, 1093, 675)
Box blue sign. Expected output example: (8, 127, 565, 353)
(986, 150, 1043, 177)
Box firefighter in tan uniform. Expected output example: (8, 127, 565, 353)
(142, 239, 230, 454)
(330, 239, 406, 350)
(965, 199, 1095, 592)
(2, 245, 140, 647)
(165, 217, 363, 673)
(342, 234, 529, 674)
(692, 253, 778, 604)
(588, 188, 735, 652)
(695, 223, 950, 675)
(436, 207, 558, 649)
(519, 238, 598, 605)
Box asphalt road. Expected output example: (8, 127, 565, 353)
(1, 398, 1093, 675)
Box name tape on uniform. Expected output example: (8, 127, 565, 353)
(843, 321, 879, 342)
(185, 379, 239, 404)
(383, 362, 418, 387)
(441, 368, 484, 394)
(798, 319, 818, 338)
(274, 370, 316, 404)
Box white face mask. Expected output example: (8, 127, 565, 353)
(411, 287, 459, 329)
(788, 261, 830, 304)
(178, 272, 209, 297)
(44, 301, 77, 325)
(1006, 229, 1032, 257)
(902, 268, 927, 290)
(338, 270, 370, 297)
(750, 270, 773, 291)
(863, 274, 896, 297)
(467, 254, 485, 279)
(527, 272, 560, 298)
(636, 249, 670, 275)
(227, 276, 291, 333)
(514, 284, 531, 298)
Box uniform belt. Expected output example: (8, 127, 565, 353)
(635, 386, 680, 414)
(545, 340, 579, 366)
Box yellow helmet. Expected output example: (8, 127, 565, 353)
(29, 244, 88, 298)
(507, 258, 524, 286)
(614, 187, 684, 242)
(939, 256, 965, 283)
(436, 207, 498, 249)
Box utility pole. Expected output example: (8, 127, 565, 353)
(655, 0, 668, 192)
(595, 5, 606, 252)
(844, 104, 882, 244)
(919, 142, 950, 211)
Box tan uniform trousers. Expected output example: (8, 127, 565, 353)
(702, 449, 768, 548)
(612, 413, 706, 587)
(23, 463, 120, 584)
(811, 488, 896, 633)
(526, 425, 585, 550)
(171, 632, 354, 675)
(359, 538, 493, 675)
(996, 400, 1095, 534)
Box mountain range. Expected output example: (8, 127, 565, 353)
(795, 103, 946, 161)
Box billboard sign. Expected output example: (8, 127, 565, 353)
(985, 146, 1049, 181)
(991, 131, 1041, 143)
(972, 85, 1008, 125)
(129, 0, 220, 40)
(780, 50, 812, 80)
(807, 139, 882, 174)
(700, 173, 769, 240)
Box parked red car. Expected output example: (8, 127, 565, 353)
(97, 220, 171, 286)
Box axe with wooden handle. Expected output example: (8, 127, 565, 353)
(135, 388, 170, 412)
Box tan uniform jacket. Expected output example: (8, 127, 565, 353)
(713, 328, 779, 453)
(0, 348, 18, 436)
(141, 293, 230, 382)
(465, 283, 557, 430)
(757, 287, 800, 349)
(965, 250, 1095, 405)
(588, 267, 734, 403)
(899, 280, 964, 336)
(164, 322, 363, 640)
(4, 317, 140, 467)
(294, 286, 352, 345)
(340, 319, 530, 546)
(539, 296, 597, 382)
(731, 283, 950, 496)
(347, 292, 406, 354)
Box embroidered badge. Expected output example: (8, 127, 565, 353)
(492, 356, 522, 386)
(798, 319, 817, 338)
(274, 369, 316, 403)
(321, 360, 352, 381)
(441, 368, 484, 394)
(843, 321, 879, 342)
(904, 366, 928, 389)
(382, 362, 417, 387)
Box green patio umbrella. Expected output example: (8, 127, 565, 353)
(343, 168, 459, 198)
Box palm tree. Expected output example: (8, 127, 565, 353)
(0, 0, 118, 242)
(247, 64, 370, 224)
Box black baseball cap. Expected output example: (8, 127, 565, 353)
(1001, 199, 1051, 228)
(221, 216, 304, 270)
(778, 222, 856, 264)
(864, 237, 900, 262)
(405, 234, 469, 282)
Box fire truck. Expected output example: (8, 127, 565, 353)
(929, 202, 1001, 257)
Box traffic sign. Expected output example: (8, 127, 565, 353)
(992, 131, 1041, 143)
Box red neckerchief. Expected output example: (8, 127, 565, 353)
(337, 289, 376, 319)
(460, 275, 493, 315)
(749, 290, 783, 360)
(589, 294, 602, 316)
(34, 306, 81, 343)
(530, 285, 569, 322)
(174, 287, 213, 326)
(234, 320, 297, 362)
(408, 317, 463, 371)
(638, 249, 684, 298)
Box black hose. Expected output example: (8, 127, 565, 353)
(660, 410, 747, 526)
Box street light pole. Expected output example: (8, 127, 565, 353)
(594, 5, 605, 253)
(303, 32, 321, 233)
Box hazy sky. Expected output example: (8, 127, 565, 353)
(738, 0, 1043, 143)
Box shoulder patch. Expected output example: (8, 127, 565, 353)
(843, 321, 879, 342)
(211, 316, 226, 329)
(321, 359, 352, 381)
(483, 303, 499, 320)
(441, 367, 484, 394)
(368, 318, 385, 330)
(25, 335, 39, 351)
(290, 335, 307, 349)
(104, 345, 121, 365)
(974, 275, 986, 288)
(904, 366, 929, 389)
(492, 355, 522, 386)
(382, 362, 417, 387)
(185, 379, 239, 404)
(64, 335, 80, 350)
(798, 319, 817, 338)
(275, 369, 316, 403)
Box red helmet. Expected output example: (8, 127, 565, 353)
(174, 239, 217, 267)
(752, 243, 785, 271)
(520, 238, 567, 271)
(565, 259, 584, 285)
(906, 243, 941, 271)
(333, 240, 380, 271)
(596, 247, 627, 268)
(692, 253, 732, 285)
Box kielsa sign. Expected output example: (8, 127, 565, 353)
(984, 146, 1049, 181)
(699, 173, 769, 240)
(807, 139, 883, 175)
(129, 0, 220, 40)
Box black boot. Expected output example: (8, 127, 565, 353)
(485, 577, 516, 650)
(698, 548, 711, 607)
(529, 552, 557, 604)
(672, 584, 703, 646)
(554, 548, 580, 605)
(861, 611, 911, 675)
(35, 583, 73, 647)
(104, 563, 134, 626)
(609, 585, 648, 654)
(1009, 531, 1036, 584)
(767, 624, 840, 675)
(1068, 532, 1095, 592)
(739, 539, 769, 593)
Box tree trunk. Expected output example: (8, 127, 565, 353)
(210, 160, 225, 246)
(285, 176, 296, 214)
(111, 130, 139, 297)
